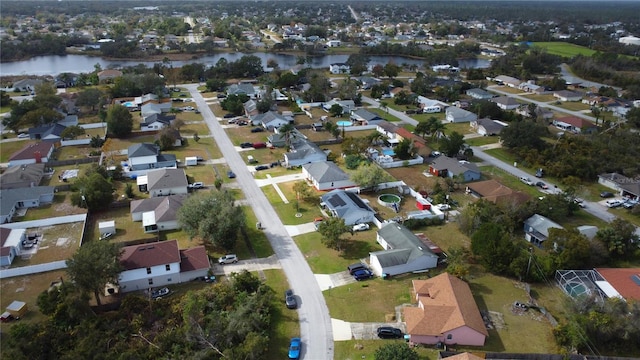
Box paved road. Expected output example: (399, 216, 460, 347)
(185, 85, 333, 360)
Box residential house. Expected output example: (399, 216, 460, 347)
(553, 90, 582, 102)
(445, 107, 477, 123)
(319, 189, 375, 225)
(359, 76, 381, 90)
(12, 78, 43, 92)
(141, 113, 176, 131)
(8, 142, 56, 167)
(0, 163, 45, 189)
(582, 96, 630, 111)
(490, 96, 520, 110)
(556, 268, 640, 302)
(416, 96, 445, 113)
(130, 194, 188, 233)
(403, 273, 489, 346)
(154, 128, 183, 148)
(252, 111, 293, 130)
(598, 172, 633, 192)
(389, 87, 407, 98)
(494, 75, 521, 88)
(465, 88, 495, 100)
(395, 127, 427, 150)
(350, 109, 383, 125)
(594, 268, 640, 301)
(267, 128, 304, 148)
(518, 82, 544, 93)
(429, 156, 481, 182)
(243, 99, 259, 117)
(369, 223, 439, 277)
(117, 240, 209, 292)
(0, 227, 26, 266)
(127, 143, 177, 171)
(134, 93, 159, 106)
(283, 138, 328, 167)
(302, 161, 355, 191)
(524, 214, 564, 247)
(97, 69, 123, 83)
(470, 118, 506, 136)
(0, 187, 55, 223)
(322, 99, 355, 115)
(329, 63, 350, 74)
(136, 168, 188, 197)
(516, 105, 553, 121)
(58, 114, 79, 127)
(140, 102, 172, 118)
(465, 179, 530, 206)
(28, 123, 67, 141)
(553, 116, 597, 134)
(227, 83, 256, 98)
(326, 40, 341, 47)
(619, 182, 640, 201)
(376, 121, 400, 140)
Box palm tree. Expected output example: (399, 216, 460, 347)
(430, 121, 447, 143)
(278, 123, 296, 149)
(591, 106, 601, 126)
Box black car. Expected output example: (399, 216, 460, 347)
(240, 142, 253, 148)
(227, 171, 236, 179)
(285, 289, 297, 309)
(536, 181, 548, 189)
(250, 127, 264, 133)
(600, 191, 615, 198)
(223, 113, 236, 118)
(347, 263, 367, 275)
(255, 165, 269, 171)
(377, 326, 403, 339)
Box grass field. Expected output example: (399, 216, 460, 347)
(532, 42, 596, 58)
(262, 269, 300, 359)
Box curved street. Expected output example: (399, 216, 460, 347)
(185, 85, 334, 360)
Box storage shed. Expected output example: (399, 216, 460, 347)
(6, 300, 28, 318)
(416, 197, 431, 211)
(185, 156, 198, 166)
(98, 220, 116, 235)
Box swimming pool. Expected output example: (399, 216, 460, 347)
(123, 101, 136, 107)
(382, 148, 395, 156)
(336, 120, 353, 127)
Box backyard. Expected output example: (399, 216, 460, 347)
(8, 221, 85, 268)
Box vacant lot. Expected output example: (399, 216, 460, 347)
(294, 231, 380, 274)
(555, 101, 591, 112)
(532, 42, 596, 57)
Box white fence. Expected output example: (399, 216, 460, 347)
(0, 261, 67, 279)
(80, 122, 107, 129)
(60, 138, 91, 146)
(377, 156, 424, 169)
(0, 214, 87, 229)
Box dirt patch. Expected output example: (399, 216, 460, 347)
(386, 164, 438, 191)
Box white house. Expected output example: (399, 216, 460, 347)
(490, 96, 520, 110)
(130, 194, 188, 233)
(326, 40, 341, 47)
(322, 99, 355, 114)
(553, 90, 582, 102)
(329, 63, 350, 74)
(136, 168, 188, 197)
(445, 107, 477, 123)
(0, 187, 55, 224)
(369, 223, 439, 277)
(140, 102, 172, 117)
(117, 240, 209, 293)
(0, 227, 26, 267)
(416, 96, 444, 113)
(319, 189, 375, 225)
(524, 214, 564, 247)
(471, 118, 507, 136)
(302, 161, 355, 191)
(127, 143, 177, 171)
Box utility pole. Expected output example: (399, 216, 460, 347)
(525, 247, 533, 281)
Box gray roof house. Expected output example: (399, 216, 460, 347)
(227, 83, 256, 98)
(283, 138, 327, 167)
(302, 161, 355, 191)
(369, 223, 439, 276)
(253, 111, 293, 130)
(524, 214, 564, 247)
(320, 189, 375, 226)
(350, 109, 383, 125)
(0, 163, 45, 189)
(0, 186, 55, 223)
(12, 78, 43, 92)
(1, 227, 26, 267)
(28, 123, 67, 141)
(490, 96, 520, 110)
(445, 107, 477, 123)
(322, 99, 355, 114)
(470, 118, 507, 136)
(465, 88, 495, 100)
(127, 143, 177, 171)
(428, 156, 481, 182)
(130, 194, 188, 233)
(243, 99, 259, 117)
(267, 128, 305, 148)
(140, 102, 172, 117)
(137, 168, 188, 197)
(141, 113, 176, 131)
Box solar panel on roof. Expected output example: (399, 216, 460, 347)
(345, 192, 369, 209)
(632, 274, 640, 286)
(328, 195, 346, 207)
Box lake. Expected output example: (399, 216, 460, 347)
(0, 53, 490, 77)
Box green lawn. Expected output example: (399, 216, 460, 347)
(262, 269, 300, 360)
(532, 42, 596, 57)
(520, 94, 557, 103)
(262, 185, 323, 225)
(0, 140, 33, 162)
(241, 206, 275, 258)
(293, 231, 380, 274)
(334, 340, 439, 360)
(465, 136, 500, 147)
(555, 101, 591, 112)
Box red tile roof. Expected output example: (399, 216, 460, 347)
(556, 116, 595, 129)
(179, 246, 210, 272)
(404, 273, 488, 337)
(596, 268, 640, 301)
(119, 240, 180, 270)
(444, 353, 485, 360)
(394, 128, 426, 148)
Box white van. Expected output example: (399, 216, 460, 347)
(247, 155, 257, 164)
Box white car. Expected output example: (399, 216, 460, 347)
(17, 133, 29, 138)
(188, 182, 204, 189)
(520, 177, 534, 186)
(605, 199, 623, 208)
(218, 254, 238, 265)
(353, 223, 370, 232)
(436, 204, 451, 211)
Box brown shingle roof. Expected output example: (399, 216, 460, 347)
(179, 246, 210, 272)
(466, 179, 530, 205)
(9, 142, 55, 161)
(596, 268, 640, 301)
(444, 353, 485, 360)
(404, 273, 488, 337)
(556, 116, 595, 129)
(119, 240, 180, 270)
